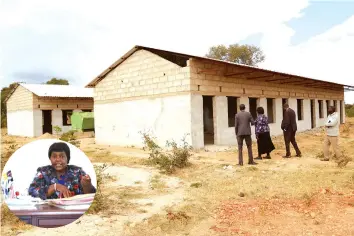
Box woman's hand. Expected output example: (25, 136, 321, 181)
(55, 183, 73, 198)
(80, 174, 92, 187)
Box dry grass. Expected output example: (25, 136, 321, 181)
(127, 162, 354, 235)
(1, 119, 354, 236)
(149, 175, 167, 191)
(1, 204, 33, 236)
(83, 148, 147, 166)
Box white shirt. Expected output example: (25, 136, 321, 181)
(325, 112, 339, 137)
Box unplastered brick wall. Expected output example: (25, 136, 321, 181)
(188, 58, 344, 101)
(33, 96, 94, 110)
(7, 85, 34, 111)
(94, 49, 191, 104)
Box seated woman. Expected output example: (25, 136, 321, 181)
(28, 142, 96, 200)
(254, 107, 275, 160)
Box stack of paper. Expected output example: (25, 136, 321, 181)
(45, 193, 95, 210)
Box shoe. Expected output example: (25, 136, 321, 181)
(237, 163, 243, 166)
(296, 154, 302, 157)
(254, 157, 262, 160)
(248, 162, 258, 165)
(320, 158, 329, 161)
(264, 156, 271, 159)
(282, 155, 291, 158)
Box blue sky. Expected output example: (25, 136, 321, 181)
(240, 1, 354, 47)
(288, 1, 354, 45)
(0, 0, 354, 102)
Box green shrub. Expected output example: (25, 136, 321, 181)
(86, 163, 110, 214)
(140, 132, 192, 174)
(59, 130, 81, 147)
(345, 106, 354, 117)
(53, 126, 62, 137)
(59, 130, 76, 142)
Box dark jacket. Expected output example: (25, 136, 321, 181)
(235, 111, 255, 136)
(281, 108, 297, 132)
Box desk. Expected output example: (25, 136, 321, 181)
(10, 205, 86, 228)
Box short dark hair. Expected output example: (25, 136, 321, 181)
(48, 142, 71, 163)
(256, 107, 264, 114)
(239, 104, 246, 111)
(283, 103, 289, 109)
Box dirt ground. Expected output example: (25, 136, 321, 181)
(1, 118, 354, 236)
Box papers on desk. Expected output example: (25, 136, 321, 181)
(44, 193, 95, 207)
(5, 199, 39, 210)
(7, 205, 38, 210)
(4, 194, 95, 211)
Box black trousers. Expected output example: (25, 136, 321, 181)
(283, 130, 301, 156)
(237, 135, 254, 164)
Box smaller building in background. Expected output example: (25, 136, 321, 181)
(5, 83, 94, 137)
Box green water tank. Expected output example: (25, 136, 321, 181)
(71, 112, 94, 131)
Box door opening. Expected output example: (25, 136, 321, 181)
(203, 96, 214, 145)
(282, 98, 288, 118)
(310, 100, 316, 128)
(42, 110, 52, 134)
(340, 101, 344, 124)
(249, 97, 259, 120)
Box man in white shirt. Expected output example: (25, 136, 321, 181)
(322, 106, 340, 161)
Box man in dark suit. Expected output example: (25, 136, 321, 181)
(235, 104, 257, 165)
(281, 103, 302, 158)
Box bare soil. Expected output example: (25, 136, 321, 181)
(1, 118, 354, 236)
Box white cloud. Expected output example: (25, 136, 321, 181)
(259, 15, 354, 103)
(1, 0, 353, 102)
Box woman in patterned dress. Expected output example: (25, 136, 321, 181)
(254, 107, 275, 160)
(28, 142, 96, 200)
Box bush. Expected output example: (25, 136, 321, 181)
(345, 106, 354, 117)
(53, 125, 62, 137)
(86, 163, 110, 214)
(140, 132, 192, 174)
(59, 130, 80, 148)
(59, 130, 76, 142)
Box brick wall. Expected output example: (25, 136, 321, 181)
(33, 96, 94, 110)
(7, 85, 34, 111)
(188, 58, 344, 100)
(94, 49, 191, 104)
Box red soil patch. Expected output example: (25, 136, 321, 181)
(210, 189, 354, 235)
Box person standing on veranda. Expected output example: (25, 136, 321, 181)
(322, 106, 341, 162)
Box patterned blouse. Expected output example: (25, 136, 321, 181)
(255, 114, 270, 135)
(28, 165, 96, 200)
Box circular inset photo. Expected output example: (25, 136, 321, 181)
(1, 139, 97, 228)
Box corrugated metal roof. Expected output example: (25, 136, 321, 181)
(85, 45, 354, 92)
(20, 83, 93, 98)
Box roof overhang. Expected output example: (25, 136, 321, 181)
(85, 45, 354, 92)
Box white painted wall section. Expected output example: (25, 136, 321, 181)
(94, 95, 193, 148)
(191, 94, 204, 149)
(7, 110, 34, 137)
(268, 98, 283, 136)
(300, 99, 312, 131)
(33, 109, 42, 137)
(213, 96, 236, 145)
(315, 99, 326, 127)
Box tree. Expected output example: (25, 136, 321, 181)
(205, 43, 265, 66)
(46, 78, 69, 85)
(1, 82, 20, 128)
